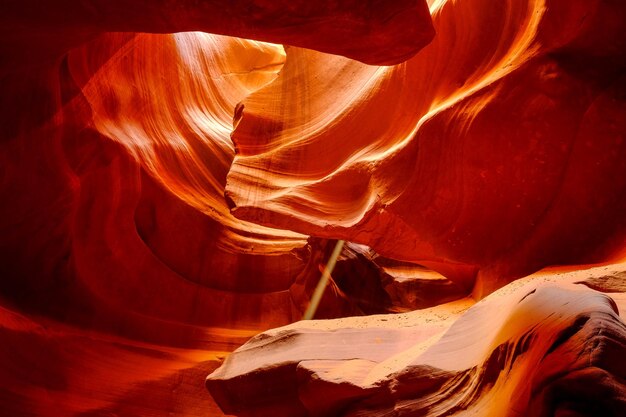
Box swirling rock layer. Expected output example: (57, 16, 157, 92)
(1, 0, 626, 416)
(226, 0, 626, 294)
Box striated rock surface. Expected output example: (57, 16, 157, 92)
(226, 0, 626, 294)
(207, 263, 626, 417)
(1, 0, 626, 416)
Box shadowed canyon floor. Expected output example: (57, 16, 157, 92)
(1, 0, 626, 416)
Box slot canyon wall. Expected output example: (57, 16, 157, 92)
(1, 0, 625, 416)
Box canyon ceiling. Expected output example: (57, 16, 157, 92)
(1, 0, 626, 416)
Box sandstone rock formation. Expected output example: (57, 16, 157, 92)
(207, 264, 626, 417)
(1, 0, 625, 416)
(226, 0, 626, 295)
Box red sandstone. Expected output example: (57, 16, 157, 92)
(0, 0, 625, 416)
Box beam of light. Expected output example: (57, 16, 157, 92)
(302, 240, 346, 320)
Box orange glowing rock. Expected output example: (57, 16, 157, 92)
(207, 263, 626, 416)
(0, 0, 626, 416)
(226, 0, 626, 295)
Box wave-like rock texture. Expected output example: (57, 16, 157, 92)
(2, 0, 626, 416)
(226, 0, 626, 294)
(0, 31, 378, 417)
(0, 0, 435, 411)
(207, 263, 626, 417)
